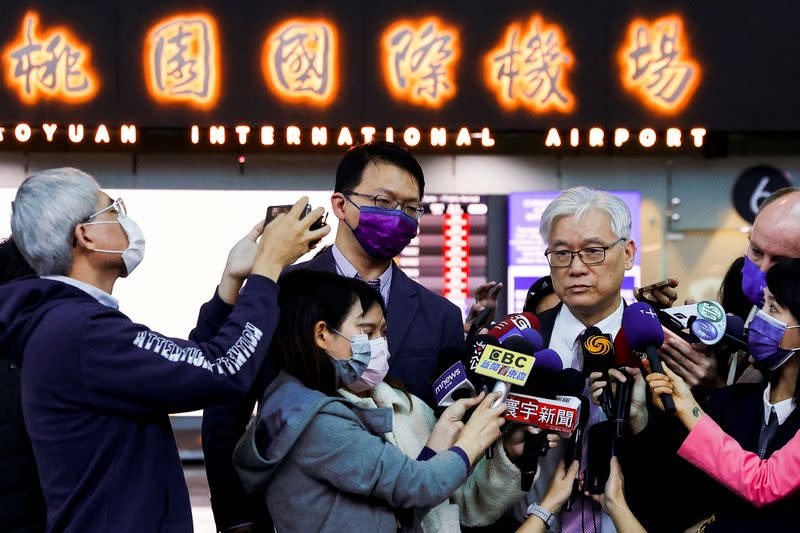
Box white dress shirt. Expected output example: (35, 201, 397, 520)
(41, 275, 119, 309)
(763, 383, 797, 426)
(331, 244, 393, 304)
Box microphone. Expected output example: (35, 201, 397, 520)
(580, 326, 615, 417)
(432, 360, 476, 407)
(622, 302, 676, 414)
(488, 312, 542, 345)
(612, 328, 642, 438)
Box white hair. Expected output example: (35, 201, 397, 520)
(11, 167, 100, 275)
(539, 186, 632, 245)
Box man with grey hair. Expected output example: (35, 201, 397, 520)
(514, 186, 638, 533)
(0, 167, 329, 533)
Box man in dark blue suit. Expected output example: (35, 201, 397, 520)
(202, 141, 469, 533)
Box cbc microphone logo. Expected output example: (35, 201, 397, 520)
(584, 335, 612, 355)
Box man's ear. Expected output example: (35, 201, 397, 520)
(331, 193, 348, 222)
(624, 239, 637, 271)
(73, 223, 95, 250)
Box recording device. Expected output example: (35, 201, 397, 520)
(622, 302, 675, 414)
(585, 420, 618, 494)
(580, 326, 615, 417)
(432, 361, 476, 407)
(565, 396, 591, 511)
(658, 301, 731, 347)
(635, 279, 673, 309)
(264, 203, 328, 246)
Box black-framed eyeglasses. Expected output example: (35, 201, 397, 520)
(344, 191, 425, 219)
(544, 238, 626, 268)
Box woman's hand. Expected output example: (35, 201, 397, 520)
(646, 362, 704, 430)
(502, 426, 560, 463)
(589, 367, 648, 434)
(454, 392, 507, 464)
(426, 393, 486, 453)
(541, 460, 580, 514)
(586, 458, 647, 533)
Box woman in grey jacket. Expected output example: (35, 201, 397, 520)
(234, 270, 508, 532)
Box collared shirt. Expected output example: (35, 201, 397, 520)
(331, 244, 393, 304)
(549, 298, 625, 369)
(41, 275, 119, 310)
(763, 383, 797, 426)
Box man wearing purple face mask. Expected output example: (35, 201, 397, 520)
(659, 187, 800, 392)
(202, 141, 482, 533)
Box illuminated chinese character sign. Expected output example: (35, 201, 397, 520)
(382, 17, 458, 107)
(3, 11, 97, 104)
(263, 19, 337, 104)
(619, 15, 701, 113)
(485, 16, 575, 114)
(144, 13, 220, 108)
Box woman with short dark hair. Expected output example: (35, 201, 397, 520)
(233, 270, 509, 532)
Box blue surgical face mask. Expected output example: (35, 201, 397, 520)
(326, 328, 372, 387)
(747, 310, 800, 371)
(741, 255, 767, 307)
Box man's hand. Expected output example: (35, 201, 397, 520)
(218, 219, 266, 304)
(635, 278, 679, 309)
(252, 197, 330, 282)
(658, 330, 726, 390)
(464, 281, 503, 334)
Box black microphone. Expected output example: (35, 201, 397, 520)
(580, 326, 615, 418)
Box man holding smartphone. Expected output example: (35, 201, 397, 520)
(202, 141, 501, 533)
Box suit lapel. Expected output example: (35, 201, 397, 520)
(538, 303, 562, 348)
(386, 263, 418, 354)
(305, 246, 337, 273)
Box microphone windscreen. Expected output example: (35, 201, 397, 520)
(532, 348, 563, 372)
(464, 335, 501, 388)
(559, 368, 586, 397)
(435, 346, 465, 377)
(488, 319, 517, 340)
(622, 302, 665, 350)
(522, 328, 544, 351)
(501, 335, 536, 356)
(725, 314, 745, 340)
(520, 312, 542, 332)
(613, 327, 641, 368)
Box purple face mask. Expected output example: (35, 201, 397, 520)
(747, 310, 800, 371)
(741, 255, 767, 307)
(346, 201, 419, 260)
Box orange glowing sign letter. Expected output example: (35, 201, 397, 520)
(263, 19, 337, 105)
(485, 15, 574, 114)
(619, 15, 701, 113)
(382, 17, 458, 108)
(144, 13, 220, 109)
(3, 12, 98, 104)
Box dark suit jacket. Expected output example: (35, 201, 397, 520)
(201, 246, 464, 531)
(626, 382, 800, 533)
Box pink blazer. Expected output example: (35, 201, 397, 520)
(678, 414, 800, 506)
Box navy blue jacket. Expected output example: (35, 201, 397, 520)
(201, 246, 465, 531)
(0, 275, 279, 533)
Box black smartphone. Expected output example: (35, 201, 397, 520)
(585, 420, 615, 494)
(264, 204, 327, 246)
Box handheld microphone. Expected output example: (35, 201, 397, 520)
(432, 361, 476, 407)
(488, 312, 542, 344)
(613, 327, 641, 369)
(580, 326, 615, 417)
(622, 302, 675, 414)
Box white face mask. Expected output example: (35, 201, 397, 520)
(83, 215, 146, 276)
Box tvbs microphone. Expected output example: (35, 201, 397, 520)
(580, 326, 615, 417)
(488, 312, 543, 346)
(623, 302, 675, 414)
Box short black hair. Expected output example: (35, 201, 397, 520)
(275, 270, 384, 396)
(523, 276, 555, 314)
(334, 141, 425, 198)
(766, 258, 800, 327)
(0, 237, 34, 283)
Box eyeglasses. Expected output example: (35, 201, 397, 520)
(86, 198, 127, 221)
(344, 191, 425, 219)
(544, 238, 626, 268)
